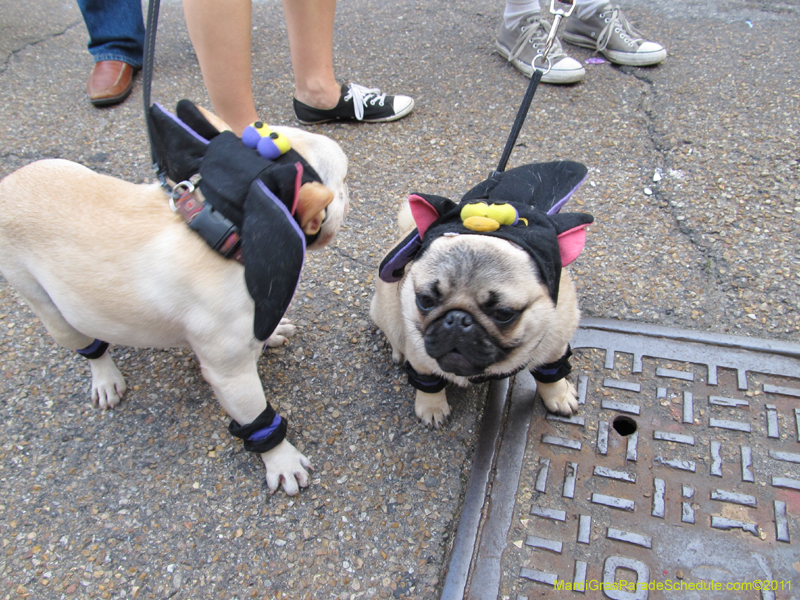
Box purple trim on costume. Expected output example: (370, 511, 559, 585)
(546, 171, 588, 215)
(255, 179, 305, 309)
(76, 339, 106, 356)
(154, 102, 210, 145)
(248, 414, 282, 441)
(379, 234, 422, 282)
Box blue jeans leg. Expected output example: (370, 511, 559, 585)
(77, 0, 145, 69)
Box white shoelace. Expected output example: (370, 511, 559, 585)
(510, 17, 568, 63)
(344, 83, 387, 121)
(596, 8, 644, 52)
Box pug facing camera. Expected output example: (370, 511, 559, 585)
(370, 162, 593, 427)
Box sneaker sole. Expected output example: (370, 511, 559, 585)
(364, 97, 415, 123)
(296, 98, 415, 125)
(562, 32, 667, 66)
(494, 41, 585, 84)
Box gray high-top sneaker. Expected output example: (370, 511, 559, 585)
(496, 13, 585, 84)
(563, 5, 667, 66)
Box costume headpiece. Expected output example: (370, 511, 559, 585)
(379, 161, 593, 304)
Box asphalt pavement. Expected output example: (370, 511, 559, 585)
(1, 0, 798, 599)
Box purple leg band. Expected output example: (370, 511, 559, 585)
(76, 339, 109, 360)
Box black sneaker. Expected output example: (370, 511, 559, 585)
(294, 82, 414, 125)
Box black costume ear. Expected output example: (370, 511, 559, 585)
(175, 99, 224, 141)
(242, 179, 306, 341)
(461, 161, 588, 215)
(199, 130, 336, 340)
(148, 102, 212, 183)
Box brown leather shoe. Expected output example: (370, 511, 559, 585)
(86, 60, 136, 107)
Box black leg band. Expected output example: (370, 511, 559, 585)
(228, 403, 287, 453)
(76, 339, 109, 360)
(404, 361, 447, 394)
(531, 346, 573, 384)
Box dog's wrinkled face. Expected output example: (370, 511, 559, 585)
(400, 234, 560, 379)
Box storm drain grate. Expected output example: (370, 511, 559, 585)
(442, 319, 800, 600)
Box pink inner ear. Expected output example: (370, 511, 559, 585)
(408, 194, 440, 238)
(557, 225, 588, 266)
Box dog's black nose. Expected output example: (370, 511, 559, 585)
(442, 310, 474, 332)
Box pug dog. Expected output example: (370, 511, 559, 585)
(0, 102, 349, 495)
(370, 162, 592, 427)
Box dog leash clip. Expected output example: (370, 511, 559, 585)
(494, 0, 573, 175)
(169, 176, 200, 212)
(539, 0, 575, 64)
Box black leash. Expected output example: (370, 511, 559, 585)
(142, 0, 162, 176)
(493, 0, 575, 175)
(495, 68, 544, 175)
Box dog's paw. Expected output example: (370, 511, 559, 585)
(265, 318, 297, 348)
(415, 389, 450, 428)
(261, 439, 312, 496)
(538, 379, 579, 416)
(88, 353, 127, 410)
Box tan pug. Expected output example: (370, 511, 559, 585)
(370, 162, 592, 427)
(0, 108, 348, 495)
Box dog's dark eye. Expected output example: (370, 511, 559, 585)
(492, 308, 519, 324)
(416, 293, 437, 313)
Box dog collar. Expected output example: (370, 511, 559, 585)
(379, 162, 593, 305)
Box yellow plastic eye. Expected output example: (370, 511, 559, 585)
(269, 129, 292, 154)
(485, 203, 518, 225)
(463, 216, 500, 232)
(460, 202, 490, 221)
(461, 202, 519, 227)
(251, 121, 271, 136)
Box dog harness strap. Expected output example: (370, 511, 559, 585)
(531, 346, 573, 384)
(76, 339, 109, 360)
(403, 362, 447, 394)
(174, 190, 243, 262)
(228, 403, 287, 453)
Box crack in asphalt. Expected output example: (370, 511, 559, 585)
(328, 246, 372, 268)
(1, 19, 82, 76)
(628, 64, 742, 305)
